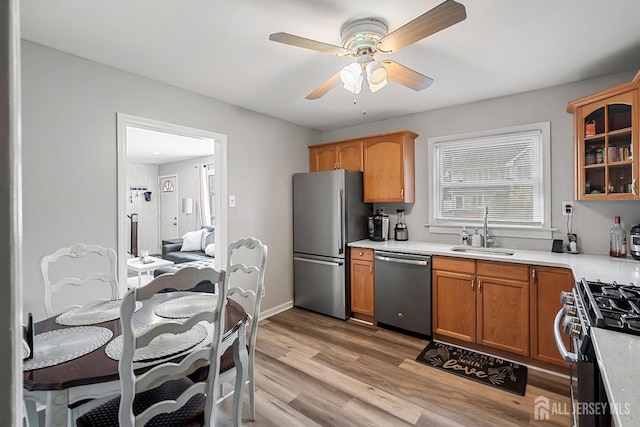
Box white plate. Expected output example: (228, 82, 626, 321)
(56, 300, 143, 326)
(154, 294, 219, 319)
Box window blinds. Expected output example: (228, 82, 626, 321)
(434, 130, 544, 226)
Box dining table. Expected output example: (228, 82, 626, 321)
(23, 292, 248, 427)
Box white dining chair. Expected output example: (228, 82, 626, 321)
(191, 237, 268, 421)
(40, 243, 119, 317)
(76, 266, 229, 427)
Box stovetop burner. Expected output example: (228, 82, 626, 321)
(578, 279, 640, 335)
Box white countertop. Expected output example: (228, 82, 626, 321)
(348, 239, 640, 285)
(349, 239, 640, 422)
(591, 328, 639, 427)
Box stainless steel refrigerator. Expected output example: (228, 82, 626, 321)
(293, 170, 372, 319)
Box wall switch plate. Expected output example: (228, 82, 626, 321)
(229, 195, 236, 207)
(562, 201, 574, 216)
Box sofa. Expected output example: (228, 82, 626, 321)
(161, 226, 215, 264)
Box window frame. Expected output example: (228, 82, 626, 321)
(426, 121, 554, 240)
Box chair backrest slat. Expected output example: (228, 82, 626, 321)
(40, 243, 118, 316)
(118, 266, 227, 427)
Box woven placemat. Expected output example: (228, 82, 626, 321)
(154, 294, 219, 319)
(56, 300, 143, 326)
(105, 324, 208, 362)
(23, 326, 113, 371)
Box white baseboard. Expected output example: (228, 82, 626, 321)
(259, 300, 293, 321)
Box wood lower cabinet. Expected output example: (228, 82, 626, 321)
(350, 248, 374, 321)
(433, 257, 530, 356)
(309, 140, 363, 172)
(476, 261, 530, 356)
(530, 265, 574, 366)
(433, 269, 476, 342)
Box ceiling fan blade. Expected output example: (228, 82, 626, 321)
(269, 32, 351, 56)
(377, 0, 466, 53)
(306, 70, 342, 100)
(381, 60, 434, 91)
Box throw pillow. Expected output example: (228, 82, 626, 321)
(181, 229, 204, 252)
(205, 243, 215, 257)
(201, 229, 215, 251)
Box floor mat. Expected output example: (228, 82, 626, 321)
(416, 341, 527, 396)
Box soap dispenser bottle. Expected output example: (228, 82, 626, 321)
(471, 228, 482, 248)
(459, 227, 469, 245)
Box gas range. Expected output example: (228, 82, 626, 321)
(576, 279, 640, 335)
(555, 278, 639, 427)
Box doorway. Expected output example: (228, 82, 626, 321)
(158, 175, 179, 241)
(116, 114, 228, 294)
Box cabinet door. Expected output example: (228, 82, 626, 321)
(363, 132, 415, 203)
(477, 276, 529, 356)
(530, 266, 574, 366)
(433, 270, 476, 342)
(350, 258, 374, 317)
(337, 141, 363, 171)
(309, 144, 337, 172)
(575, 90, 639, 200)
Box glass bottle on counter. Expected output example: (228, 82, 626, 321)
(609, 216, 627, 257)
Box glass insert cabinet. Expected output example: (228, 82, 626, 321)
(567, 71, 640, 200)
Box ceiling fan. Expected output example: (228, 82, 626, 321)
(269, 0, 466, 100)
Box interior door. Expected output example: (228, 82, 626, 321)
(159, 175, 178, 241)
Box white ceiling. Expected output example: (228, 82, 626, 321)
(20, 0, 640, 132)
(126, 126, 214, 165)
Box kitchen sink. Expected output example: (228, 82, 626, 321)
(449, 246, 515, 256)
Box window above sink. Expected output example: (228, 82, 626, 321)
(426, 122, 554, 240)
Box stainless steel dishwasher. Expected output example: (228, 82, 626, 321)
(374, 251, 432, 336)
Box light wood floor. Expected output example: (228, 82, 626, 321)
(217, 307, 571, 426)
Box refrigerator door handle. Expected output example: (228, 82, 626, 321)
(294, 256, 344, 267)
(338, 189, 344, 254)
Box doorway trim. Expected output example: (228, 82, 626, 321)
(116, 113, 228, 295)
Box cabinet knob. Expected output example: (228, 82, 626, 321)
(359, 251, 363, 256)
(397, 312, 403, 318)
(471, 280, 475, 291)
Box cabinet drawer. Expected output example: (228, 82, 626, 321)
(477, 260, 529, 282)
(350, 248, 374, 262)
(432, 256, 476, 274)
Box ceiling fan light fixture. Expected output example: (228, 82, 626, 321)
(340, 62, 362, 85)
(368, 78, 387, 93)
(365, 61, 387, 85)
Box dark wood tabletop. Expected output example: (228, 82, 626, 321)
(23, 292, 247, 392)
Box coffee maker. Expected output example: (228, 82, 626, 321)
(368, 208, 389, 241)
(394, 209, 408, 241)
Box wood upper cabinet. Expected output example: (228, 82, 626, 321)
(530, 265, 574, 366)
(363, 131, 417, 203)
(350, 248, 374, 320)
(309, 140, 363, 172)
(476, 261, 530, 356)
(308, 130, 417, 202)
(433, 257, 530, 357)
(567, 71, 640, 200)
(432, 257, 476, 342)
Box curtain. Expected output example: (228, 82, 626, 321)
(198, 164, 212, 227)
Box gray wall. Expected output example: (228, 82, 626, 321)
(322, 70, 640, 255)
(2, 0, 22, 423)
(22, 41, 317, 321)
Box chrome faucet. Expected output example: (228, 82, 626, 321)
(483, 205, 494, 248)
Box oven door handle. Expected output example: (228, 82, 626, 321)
(553, 308, 578, 365)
